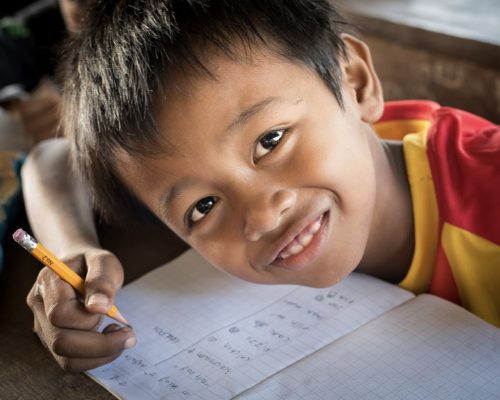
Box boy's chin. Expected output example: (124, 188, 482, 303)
(300, 263, 360, 288)
(300, 277, 344, 289)
(285, 271, 351, 289)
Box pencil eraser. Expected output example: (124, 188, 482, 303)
(12, 228, 36, 252)
(12, 228, 27, 243)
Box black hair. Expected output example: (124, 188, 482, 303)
(60, 0, 352, 222)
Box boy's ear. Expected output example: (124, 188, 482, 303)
(340, 34, 384, 123)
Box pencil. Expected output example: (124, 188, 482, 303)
(12, 228, 129, 326)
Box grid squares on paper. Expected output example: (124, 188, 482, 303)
(236, 294, 500, 400)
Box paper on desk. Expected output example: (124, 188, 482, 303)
(87, 250, 413, 400)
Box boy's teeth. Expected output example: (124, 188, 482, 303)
(280, 250, 290, 259)
(310, 220, 321, 233)
(289, 244, 304, 255)
(299, 233, 313, 247)
(278, 215, 323, 260)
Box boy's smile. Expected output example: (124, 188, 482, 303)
(116, 45, 391, 287)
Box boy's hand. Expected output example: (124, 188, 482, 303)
(26, 249, 136, 372)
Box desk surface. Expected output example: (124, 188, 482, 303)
(0, 210, 187, 399)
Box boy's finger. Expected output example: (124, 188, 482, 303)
(33, 298, 135, 359)
(84, 253, 125, 314)
(30, 299, 49, 349)
(38, 265, 77, 300)
(44, 296, 102, 330)
(49, 326, 136, 359)
(30, 290, 101, 338)
(40, 268, 102, 330)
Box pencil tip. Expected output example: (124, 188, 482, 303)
(113, 309, 130, 326)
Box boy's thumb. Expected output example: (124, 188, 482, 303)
(83, 251, 125, 314)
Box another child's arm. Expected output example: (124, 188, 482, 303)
(22, 138, 136, 372)
(18, 79, 62, 144)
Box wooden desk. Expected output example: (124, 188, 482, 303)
(0, 209, 187, 399)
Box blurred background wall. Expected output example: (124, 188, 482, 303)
(2, 0, 499, 122)
(337, 0, 500, 122)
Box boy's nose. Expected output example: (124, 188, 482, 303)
(243, 189, 296, 242)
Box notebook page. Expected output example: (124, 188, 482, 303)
(88, 250, 413, 400)
(237, 294, 500, 400)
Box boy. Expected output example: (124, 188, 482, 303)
(22, 0, 499, 373)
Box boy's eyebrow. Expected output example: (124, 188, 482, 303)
(159, 177, 198, 217)
(226, 96, 281, 134)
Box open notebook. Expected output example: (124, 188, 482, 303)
(88, 250, 500, 399)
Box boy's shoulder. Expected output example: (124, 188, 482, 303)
(378, 99, 499, 242)
(423, 102, 500, 245)
(382, 101, 500, 326)
(423, 104, 500, 326)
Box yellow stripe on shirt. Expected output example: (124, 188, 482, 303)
(442, 223, 500, 327)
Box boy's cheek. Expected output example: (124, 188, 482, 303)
(188, 236, 258, 281)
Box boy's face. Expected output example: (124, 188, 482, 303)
(117, 46, 381, 287)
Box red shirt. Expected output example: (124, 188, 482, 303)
(374, 100, 500, 327)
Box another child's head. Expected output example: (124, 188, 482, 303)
(58, 0, 90, 34)
(62, 0, 388, 287)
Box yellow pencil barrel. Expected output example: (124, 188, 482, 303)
(32, 245, 85, 293)
(108, 305, 118, 318)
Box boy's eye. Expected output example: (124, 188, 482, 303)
(254, 129, 286, 161)
(188, 196, 218, 225)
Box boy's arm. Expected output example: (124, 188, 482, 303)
(22, 138, 99, 257)
(22, 137, 136, 371)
